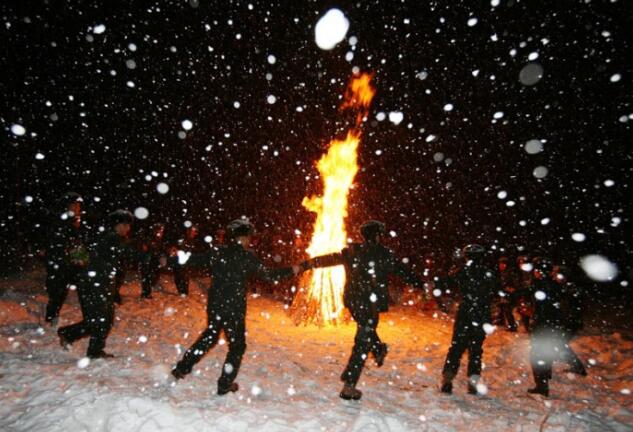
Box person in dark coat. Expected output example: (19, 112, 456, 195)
(57, 210, 147, 358)
(171, 219, 299, 395)
(514, 255, 534, 331)
(301, 220, 425, 400)
(437, 244, 496, 395)
(528, 257, 587, 397)
(173, 224, 203, 296)
(44, 192, 86, 325)
(139, 222, 165, 299)
(494, 257, 518, 331)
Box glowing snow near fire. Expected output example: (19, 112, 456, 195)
(314, 9, 350, 50)
(291, 73, 375, 325)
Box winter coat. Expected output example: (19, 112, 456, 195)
(303, 242, 423, 313)
(437, 262, 496, 325)
(174, 243, 293, 317)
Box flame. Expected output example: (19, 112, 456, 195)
(292, 73, 375, 326)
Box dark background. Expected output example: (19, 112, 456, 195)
(2, 1, 631, 301)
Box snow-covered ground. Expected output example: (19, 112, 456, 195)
(1, 267, 631, 431)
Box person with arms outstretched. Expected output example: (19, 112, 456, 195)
(170, 219, 299, 395)
(301, 220, 425, 400)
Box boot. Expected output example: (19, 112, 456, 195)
(374, 343, 388, 367)
(88, 351, 114, 359)
(340, 383, 362, 400)
(217, 382, 239, 396)
(440, 381, 453, 394)
(528, 381, 549, 397)
(171, 368, 187, 380)
(567, 363, 588, 376)
(58, 332, 71, 350)
(467, 375, 480, 395)
(441, 372, 454, 394)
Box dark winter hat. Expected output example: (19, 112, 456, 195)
(227, 219, 254, 238)
(109, 209, 134, 227)
(462, 244, 485, 260)
(360, 220, 386, 240)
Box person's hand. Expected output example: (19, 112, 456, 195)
(168, 247, 178, 257)
(292, 265, 301, 276)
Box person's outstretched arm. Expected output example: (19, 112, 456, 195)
(250, 253, 296, 282)
(300, 251, 346, 271)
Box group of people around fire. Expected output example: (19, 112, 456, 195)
(43, 191, 587, 400)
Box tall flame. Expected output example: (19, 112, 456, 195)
(292, 73, 375, 326)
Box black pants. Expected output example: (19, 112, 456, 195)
(341, 304, 385, 386)
(495, 300, 517, 330)
(140, 255, 160, 297)
(175, 310, 246, 389)
(529, 327, 585, 385)
(113, 269, 125, 304)
(58, 279, 115, 357)
(442, 319, 486, 378)
(173, 266, 189, 295)
(45, 263, 77, 322)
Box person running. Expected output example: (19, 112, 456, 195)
(436, 244, 496, 395)
(170, 219, 299, 395)
(301, 220, 425, 400)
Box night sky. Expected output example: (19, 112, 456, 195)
(2, 1, 631, 288)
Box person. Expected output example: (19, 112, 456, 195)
(300, 220, 425, 400)
(139, 222, 165, 299)
(436, 244, 496, 395)
(514, 255, 534, 331)
(170, 219, 299, 395)
(44, 192, 86, 325)
(528, 257, 587, 397)
(173, 224, 202, 296)
(57, 210, 147, 358)
(494, 257, 518, 331)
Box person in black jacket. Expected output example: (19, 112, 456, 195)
(494, 257, 518, 332)
(44, 192, 86, 325)
(528, 257, 587, 397)
(172, 224, 202, 296)
(301, 220, 425, 400)
(437, 244, 496, 395)
(57, 210, 147, 359)
(171, 219, 299, 395)
(139, 222, 165, 299)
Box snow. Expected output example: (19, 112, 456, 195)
(93, 24, 106, 34)
(519, 63, 544, 86)
(156, 183, 169, 194)
(579, 255, 619, 282)
(443, 103, 454, 112)
(314, 9, 350, 50)
(388, 111, 404, 125)
(610, 73, 622, 83)
(181, 120, 193, 131)
(10, 124, 26, 136)
(1, 268, 631, 431)
(467, 18, 478, 27)
(524, 139, 544, 154)
(533, 166, 549, 179)
(133, 207, 149, 220)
